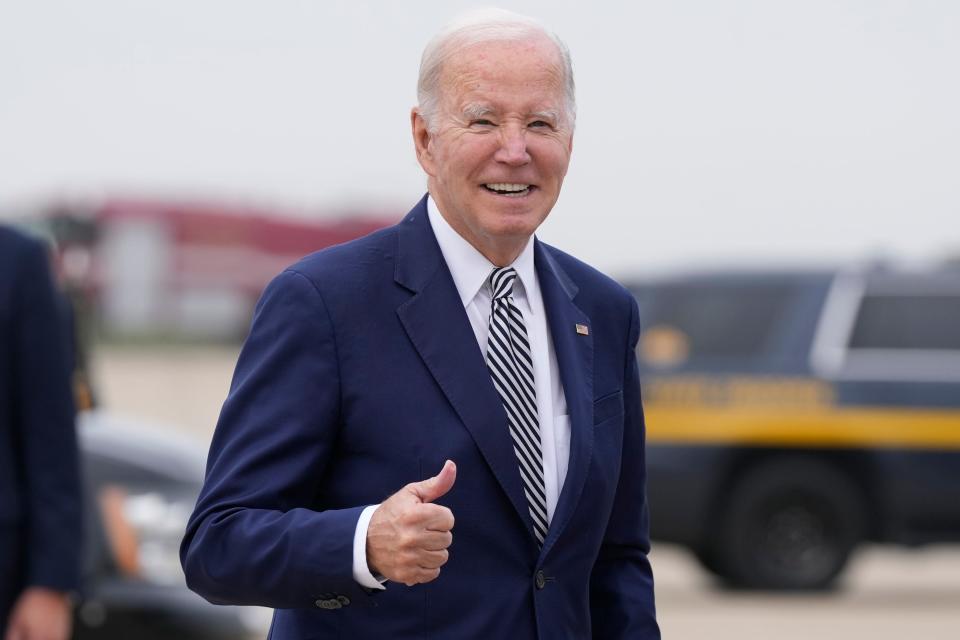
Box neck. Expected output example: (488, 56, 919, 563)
(429, 191, 529, 268)
(484, 245, 525, 268)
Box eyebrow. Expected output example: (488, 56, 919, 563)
(530, 110, 560, 123)
(460, 104, 562, 123)
(461, 103, 495, 120)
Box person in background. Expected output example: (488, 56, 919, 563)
(181, 8, 659, 638)
(0, 225, 82, 640)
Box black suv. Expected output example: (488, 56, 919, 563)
(628, 266, 960, 589)
(75, 412, 270, 639)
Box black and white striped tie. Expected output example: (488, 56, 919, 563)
(485, 267, 548, 546)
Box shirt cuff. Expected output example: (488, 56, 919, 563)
(352, 504, 387, 590)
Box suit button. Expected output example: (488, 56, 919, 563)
(337, 595, 351, 606)
(535, 570, 546, 590)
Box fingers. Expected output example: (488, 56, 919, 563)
(400, 567, 441, 587)
(395, 549, 449, 586)
(4, 588, 72, 640)
(393, 546, 449, 570)
(408, 460, 457, 503)
(386, 526, 451, 586)
(417, 548, 449, 570)
(417, 503, 455, 532)
(391, 521, 452, 555)
(421, 529, 453, 551)
(367, 462, 457, 586)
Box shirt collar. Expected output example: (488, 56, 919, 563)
(427, 195, 538, 313)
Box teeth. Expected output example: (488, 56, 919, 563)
(485, 183, 530, 192)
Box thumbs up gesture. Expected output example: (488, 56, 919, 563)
(366, 460, 456, 586)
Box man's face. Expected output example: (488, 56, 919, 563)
(412, 36, 574, 265)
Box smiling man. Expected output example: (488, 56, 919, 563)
(182, 9, 659, 639)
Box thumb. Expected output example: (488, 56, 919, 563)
(410, 460, 457, 503)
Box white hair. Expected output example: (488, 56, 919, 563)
(416, 8, 576, 132)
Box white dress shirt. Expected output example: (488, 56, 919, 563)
(352, 195, 570, 589)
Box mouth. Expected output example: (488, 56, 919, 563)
(482, 183, 534, 197)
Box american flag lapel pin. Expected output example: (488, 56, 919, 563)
(575, 323, 589, 336)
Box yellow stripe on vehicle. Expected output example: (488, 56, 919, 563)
(645, 405, 960, 449)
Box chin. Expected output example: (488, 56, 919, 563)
(485, 219, 542, 243)
(484, 204, 549, 232)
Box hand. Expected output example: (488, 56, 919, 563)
(366, 460, 456, 586)
(4, 587, 73, 640)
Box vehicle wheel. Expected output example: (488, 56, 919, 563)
(712, 457, 864, 590)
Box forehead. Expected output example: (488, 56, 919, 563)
(439, 36, 566, 112)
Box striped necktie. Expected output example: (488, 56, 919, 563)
(485, 267, 548, 546)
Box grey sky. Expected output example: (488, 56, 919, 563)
(2, 0, 958, 274)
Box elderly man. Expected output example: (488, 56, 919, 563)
(182, 9, 659, 639)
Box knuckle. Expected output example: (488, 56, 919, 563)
(435, 506, 455, 528)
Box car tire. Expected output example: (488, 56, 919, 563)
(711, 456, 864, 590)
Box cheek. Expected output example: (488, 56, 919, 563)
(531, 141, 572, 179)
(446, 138, 497, 171)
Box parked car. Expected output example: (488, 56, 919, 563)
(74, 411, 271, 639)
(628, 266, 960, 590)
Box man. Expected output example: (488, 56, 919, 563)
(0, 226, 82, 640)
(182, 9, 659, 638)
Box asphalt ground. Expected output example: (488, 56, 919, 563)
(651, 543, 959, 639)
(95, 344, 960, 639)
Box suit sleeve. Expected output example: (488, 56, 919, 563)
(589, 296, 660, 638)
(180, 269, 369, 608)
(13, 239, 82, 592)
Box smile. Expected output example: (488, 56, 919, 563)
(483, 183, 532, 197)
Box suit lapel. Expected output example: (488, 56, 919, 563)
(534, 242, 594, 559)
(394, 197, 535, 538)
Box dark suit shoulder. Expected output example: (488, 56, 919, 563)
(0, 226, 52, 307)
(282, 224, 398, 287)
(539, 241, 635, 308)
(0, 225, 46, 268)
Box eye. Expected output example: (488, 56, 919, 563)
(529, 120, 553, 129)
(470, 119, 495, 127)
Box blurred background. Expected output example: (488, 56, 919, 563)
(2, 0, 958, 638)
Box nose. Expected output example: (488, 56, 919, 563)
(494, 124, 530, 166)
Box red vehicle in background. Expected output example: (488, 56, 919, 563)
(27, 196, 393, 341)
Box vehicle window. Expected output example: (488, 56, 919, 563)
(848, 294, 960, 351)
(642, 284, 792, 360)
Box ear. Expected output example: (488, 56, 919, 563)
(411, 108, 437, 177)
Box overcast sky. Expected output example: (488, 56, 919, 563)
(2, 0, 958, 275)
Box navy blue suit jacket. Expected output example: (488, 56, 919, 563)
(181, 197, 659, 638)
(0, 227, 81, 624)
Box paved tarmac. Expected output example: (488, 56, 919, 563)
(95, 345, 960, 639)
(652, 544, 960, 639)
